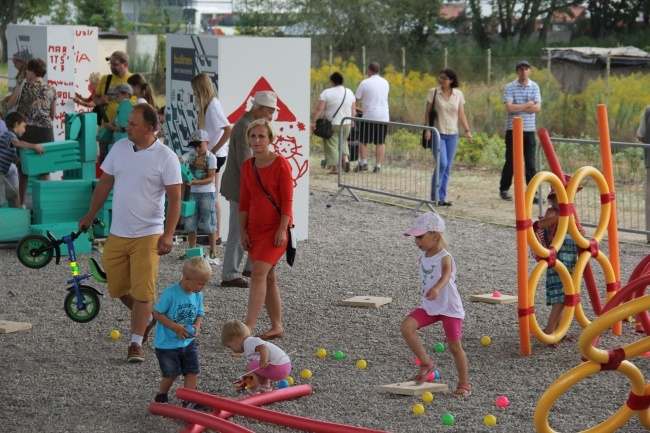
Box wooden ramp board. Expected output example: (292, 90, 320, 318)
(341, 296, 392, 308)
(0, 320, 32, 334)
(470, 293, 518, 304)
(377, 381, 449, 396)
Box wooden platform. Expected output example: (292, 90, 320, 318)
(0, 320, 32, 334)
(470, 293, 518, 304)
(341, 296, 392, 308)
(376, 381, 449, 395)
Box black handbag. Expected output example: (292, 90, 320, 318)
(421, 89, 437, 149)
(313, 88, 347, 139)
(252, 159, 295, 267)
(94, 75, 113, 125)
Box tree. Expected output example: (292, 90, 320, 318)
(0, 0, 52, 62)
(584, 0, 644, 37)
(73, 0, 117, 31)
(51, 0, 75, 25)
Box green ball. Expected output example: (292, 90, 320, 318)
(434, 343, 445, 353)
(442, 413, 455, 426)
(333, 350, 345, 360)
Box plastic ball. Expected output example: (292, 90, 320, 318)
(414, 357, 421, 366)
(434, 343, 445, 353)
(496, 396, 510, 408)
(316, 348, 327, 358)
(185, 324, 195, 335)
(427, 372, 435, 381)
(484, 414, 497, 426)
(277, 379, 289, 389)
(422, 392, 434, 403)
(109, 329, 120, 340)
(301, 369, 312, 379)
(356, 359, 368, 370)
(493, 291, 502, 298)
(412, 404, 425, 415)
(285, 376, 294, 385)
(333, 350, 345, 360)
(481, 336, 492, 346)
(442, 413, 455, 425)
(434, 369, 441, 379)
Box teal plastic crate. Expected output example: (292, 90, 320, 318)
(0, 208, 31, 241)
(20, 140, 81, 176)
(91, 180, 113, 210)
(29, 222, 91, 255)
(186, 247, 204, 259)
(63, 161, 97, 180)
(68, 112, 98, 162)
(31, 180, 93, 213)
(180, 200, 196, 218)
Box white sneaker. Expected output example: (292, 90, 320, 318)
(207, 251, 221, 266)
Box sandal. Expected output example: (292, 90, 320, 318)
(452, 384, 472, 398)
(412, 361, 435, 385)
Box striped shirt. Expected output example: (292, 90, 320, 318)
(0, 130, 18, 176)
(503, 78, 541, 132)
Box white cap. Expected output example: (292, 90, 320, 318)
(188, 129, 209, 145)
(252, 91, 277, 110)
(404, 212, 445, 236)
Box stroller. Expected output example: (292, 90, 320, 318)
(320, 108, 362, 169)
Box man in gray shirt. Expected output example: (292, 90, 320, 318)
(220, 91, 277, 288)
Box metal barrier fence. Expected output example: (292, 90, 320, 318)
(330, 117, 441, 215)
(543, 137, 650, 240)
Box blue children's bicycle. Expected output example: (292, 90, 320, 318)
(15, 219, 107, 323)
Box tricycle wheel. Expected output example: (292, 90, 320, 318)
(64, 285, 101, 323)
(16, 234, 53, 269)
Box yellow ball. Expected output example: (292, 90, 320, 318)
(421, 391, 434, 403)
(109, 329, 120, 340)
(356, 359, 368, 370)
(481, 336, 491, 346)
(301, 369, 312, 379)
(316, 348, 327, 358)
(484, 414, 497, 426)
(412, 404, 425, 415)
(285, 376, 294, 386)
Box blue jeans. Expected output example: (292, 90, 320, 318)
(184, 192, 217, 234)
(430, 134, 459, 201)
(155, 340, 200, 377)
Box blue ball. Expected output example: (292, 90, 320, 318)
(434, 369, 441, 379)
(185, 324, 195, 335)
(278, 379, 289, 389)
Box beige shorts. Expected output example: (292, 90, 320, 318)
(102, 234, 161, 302)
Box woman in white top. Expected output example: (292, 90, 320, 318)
(311, 72, 356, 174)
(191, 73, 232, 244)
(424, 69, 472, 206)
(127, 74, 157, 108)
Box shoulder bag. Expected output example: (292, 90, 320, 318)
(314, 88, 347, 139)
(421, 89, 437, 149)
(252, 158, 296, 266)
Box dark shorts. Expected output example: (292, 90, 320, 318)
(358, 122, 388, 145)
(155, 340, 200, 377)
(22, 125, 54, 144)
(216, 156, 226, 173)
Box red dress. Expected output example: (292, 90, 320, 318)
(239, 156, 294, 265)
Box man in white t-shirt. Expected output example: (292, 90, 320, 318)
(79, 103, 182, 364)
(355, 62, 390, 173)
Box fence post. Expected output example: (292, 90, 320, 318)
(444, 48, 448, 69)
(402, 47, 406, 106)
(606, 52, 611, 107)
(329, 45, 333, 75)
(362, 46, 366, 72)
(487, 48, 491, 134)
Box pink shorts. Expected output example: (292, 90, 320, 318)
(246, 361, 292, 381)
(408, 308, 463, 341)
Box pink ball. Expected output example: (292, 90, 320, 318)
(496, 396, 510, 408)
(414, 357, 421, 366)
(493, 291, 502, 298)
(427, 372, 435, 381)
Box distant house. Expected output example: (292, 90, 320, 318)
(549, 6, 587, 31)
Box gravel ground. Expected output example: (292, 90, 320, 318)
(1, 189, 650, 433)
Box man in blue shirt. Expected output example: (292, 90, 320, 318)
(499, 61, 542, 201)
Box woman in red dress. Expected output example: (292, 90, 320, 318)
(239, 119, 293, 339)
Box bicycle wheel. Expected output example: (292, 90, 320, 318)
(16, 234, 53, 269)
(64, 285, 101, 323)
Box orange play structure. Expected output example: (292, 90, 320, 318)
(512, 106, 650, 431)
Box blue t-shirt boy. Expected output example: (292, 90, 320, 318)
(153, 283, 205, 349)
